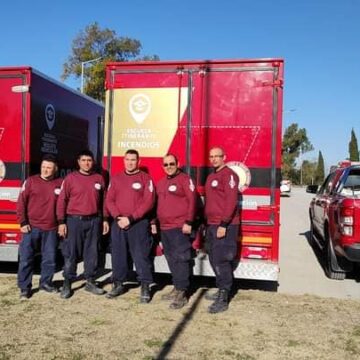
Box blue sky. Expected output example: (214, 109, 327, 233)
(1, 0, 359, 170)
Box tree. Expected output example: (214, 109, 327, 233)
(62, 22, 159, 101)
(348, 128, 359, 161)
(282, 123, 314, 183)
(314, 151, 325, 184)
(302, 159, 317, 185)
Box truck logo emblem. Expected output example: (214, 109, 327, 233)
(45, 104, 56, 130)
(227, 162, 251, 192)
(129, 94, 151, 124)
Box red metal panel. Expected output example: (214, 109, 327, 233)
(105, 59, 283, 266)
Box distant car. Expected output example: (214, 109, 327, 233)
(280, 180, 291, 196)
(309, 161, 360, 280)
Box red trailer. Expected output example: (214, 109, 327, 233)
(104, 59, 284, 282)
(0, 67, 104, 261)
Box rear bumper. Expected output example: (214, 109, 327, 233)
(344, 244, 360, 262)
(104, 253, 279, 282)
(0, 244, 19, 262)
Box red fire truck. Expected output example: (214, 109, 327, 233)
(104, 59, 284, 282)
(0, 67, 104, 261)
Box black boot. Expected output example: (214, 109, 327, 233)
(161, 286, 177, 301)
(60, 279, 72, 299)
(140, 283, 151, 303)
(208, 289, 229, 314)
(205, 289, 220, 301)
(169, 290, 188, 310)
(106, 282, 126, 299)
(85, 280, 106, 295)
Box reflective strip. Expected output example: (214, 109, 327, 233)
(0, 223, 20, 230)
(0, 187, 21, 201)
(240, 195, 271, 209)
(241, 236, 272, 244)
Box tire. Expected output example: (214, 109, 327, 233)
(325, 238, 346, 281)
(309, 217, 315, 247)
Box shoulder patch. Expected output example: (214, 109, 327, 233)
(189, 178, 195, 192)
(229, 175, 236, 189)
(149, 180, 154, 193)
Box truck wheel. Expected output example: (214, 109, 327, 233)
(325, 239, 346, 281)
(309, 217, 315, 247)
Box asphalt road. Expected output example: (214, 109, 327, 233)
(278, 186, 360, 299)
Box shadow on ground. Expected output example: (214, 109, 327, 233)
(301, 229, 360, 283)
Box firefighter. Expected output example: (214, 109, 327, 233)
(17, 154, 62, 299)
(204, 147, 239, 313)
(105, 149, 155, 303)
(57, 150, 109, 299)
(151, 154, 197, 309)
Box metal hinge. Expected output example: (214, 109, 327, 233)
(262, 79, 283, 88)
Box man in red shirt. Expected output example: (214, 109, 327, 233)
(17, 154, 62, 299)
(106, 149, 155, 303)
(151, 154, 196, 309)
(57, 150, 109, 299)
(205, 147, 239, 313)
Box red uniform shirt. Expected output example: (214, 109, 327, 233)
(156, 171, 197, 230)
(205, 166, 239, 225)
(106, 170, 155, 222)
(56, 171, 107, 222)
(17, 175, 62, 231)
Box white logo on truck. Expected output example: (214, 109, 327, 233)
(129, 94, 151, 124)
(45, 104, 56, 130)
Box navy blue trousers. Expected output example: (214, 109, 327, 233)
(111, 219, 153, 284)
(17, 227, 58, 290)
(206, 224, 238, 291)
(161, 228, 192, 290)
(61, 216, 101, 281)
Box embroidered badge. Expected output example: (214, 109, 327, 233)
(189, 179, 195, 192)
(132, 182, 142, 190)
(229, 175, 236, 189)
(148, 180, 154, 193)
(168, 185, 177, 192)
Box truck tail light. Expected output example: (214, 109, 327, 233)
(0, 232, 21, 244)
(242, 246, 270, 260)
(340, 207, 354, 236)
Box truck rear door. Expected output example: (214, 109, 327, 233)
(0, 69, 28, 248)
(105, 60, 283, 280)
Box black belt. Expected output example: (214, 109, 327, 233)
(67, 214, 99, 221)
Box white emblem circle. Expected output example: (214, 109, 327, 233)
(168, 185, 177, 192)
(94, 183, 101, 190)
(132, 182, 142, 190)
(54, 188, 61, 195)
(211, 180, 218, 187)
(227, 161, 251, 192)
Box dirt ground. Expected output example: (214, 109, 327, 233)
(1, 274, 360, 360)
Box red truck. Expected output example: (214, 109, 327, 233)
(104, 59, 284, 282)
(309, 161, 360, 279)
(0, 67, 104, 261)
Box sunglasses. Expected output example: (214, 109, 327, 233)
(163, 162, 176, 167)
